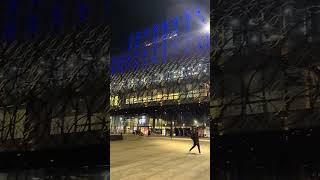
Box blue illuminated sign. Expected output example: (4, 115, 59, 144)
(184, 10, 192, 32)
(135, 32, 142, 49)
(128, 33, 134, 51)
(112, 7, 209, 75)
(2, 0, 110, 42)
(162, 20, 168, 64)
(196, 8, 205, 23)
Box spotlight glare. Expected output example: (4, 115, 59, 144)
(202, 22, 210, 33)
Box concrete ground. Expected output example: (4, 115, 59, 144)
(110, 135, 210, 180)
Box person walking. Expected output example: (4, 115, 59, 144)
(189, 129, 201, 154)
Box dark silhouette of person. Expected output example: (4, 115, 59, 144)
(189, 129, 201, 154)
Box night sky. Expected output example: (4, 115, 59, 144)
(0, 0, 109, 42)
(0, 0, 208, 50)
(111, 0, 209, 55)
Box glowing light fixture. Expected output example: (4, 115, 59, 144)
(202, 22, 210, 33)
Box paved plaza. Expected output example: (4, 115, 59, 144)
(110, 135, 210, 180)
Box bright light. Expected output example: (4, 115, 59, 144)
(202, 22, 210, 33)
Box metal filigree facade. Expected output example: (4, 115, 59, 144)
(111, 52, 209, 109)
(111, 28, 210, 110)
(0, 25, 110, 151)
(211, 0, 320, 134)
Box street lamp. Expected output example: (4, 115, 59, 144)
(194, 120, 198, 128)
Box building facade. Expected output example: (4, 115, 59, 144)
(0, 0, 110, 170)
(211, 0, 320, 179)
(111, 7, 210, 137)
(211, 0, 320, 134)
